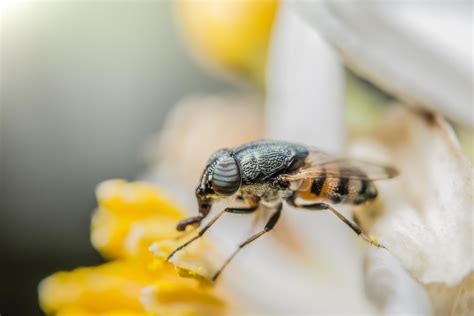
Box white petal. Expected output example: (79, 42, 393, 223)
(265, 1, 345, 152)
(371, 108, 473, 285)
(290, 0, 473, 126)
(365, 249, 432, 315)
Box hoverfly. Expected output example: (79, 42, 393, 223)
(167, 140, 398, 281)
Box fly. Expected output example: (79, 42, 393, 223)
(166, 140, 398, 281)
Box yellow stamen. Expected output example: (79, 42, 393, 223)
(370, 235, 380, 246)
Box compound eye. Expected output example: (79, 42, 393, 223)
(211, 156, 241, 196)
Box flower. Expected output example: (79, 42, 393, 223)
(352, 107, 474, 315)
(263, 4, 473, 313)
(290, 0, 473, 127)
(90, 180, 183, 260)
(143, 96, 473, 315)
(38, 2, 473, 315)
(38, 180, 226, 316)
(38, 101, 472, 316)
(175, 0, 278, 88)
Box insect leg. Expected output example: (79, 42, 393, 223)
(167, 206, 258, 261)
(211, 204, 282, 282)
(176, 216, 203, 232)
(288, 199, 384, 248)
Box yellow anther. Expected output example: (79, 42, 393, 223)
(147, 258, 163, 271)
(370, 235, 380, 246)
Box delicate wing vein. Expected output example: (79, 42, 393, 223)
(281, 150, 398, 182)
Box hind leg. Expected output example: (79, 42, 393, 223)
(287, 197, 384, 248)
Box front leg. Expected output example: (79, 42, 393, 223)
(176, 216, 203, 232)
(167, 205, 259, 261)
(176, 195, 259, 231)
(176, 198, 213, 232)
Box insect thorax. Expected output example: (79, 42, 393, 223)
(232, 140, 309, 184)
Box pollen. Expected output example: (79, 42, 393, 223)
(370, 235, 380, 246)
(147, 258, 164, 272)
(38, 180, 226, 315)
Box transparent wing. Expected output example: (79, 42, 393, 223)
(282, 150, 398, 181)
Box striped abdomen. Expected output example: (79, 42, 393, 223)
(297, 167, 377, 205)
